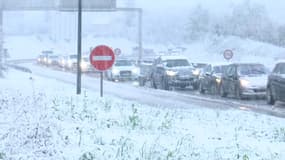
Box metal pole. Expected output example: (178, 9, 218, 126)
(138, 8, 142, 66)
(0, 1, 3, 77)
(76, 0, 82, 94)
(100, 71, 103, 97)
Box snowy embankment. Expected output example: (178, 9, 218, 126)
(5, 35, 285, 69)
(1, 70, 285, 160)
(180, 35, 285, 69)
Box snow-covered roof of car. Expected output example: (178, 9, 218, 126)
(230, 62, 265, 65)
(209, 62, 231, 67)
(157, 55, 190, 61)
(274, 59, 285, 64)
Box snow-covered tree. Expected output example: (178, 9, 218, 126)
(185, 5, 210, 41)
(227, 0, 273, 41)
(277, 25, 285, 47)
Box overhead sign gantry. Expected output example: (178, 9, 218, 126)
(0, 0, 116, 10)
(0, 0, 142, 95)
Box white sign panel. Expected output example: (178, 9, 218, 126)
(0, 0, 116, 10)
(59, 0, 116, 10)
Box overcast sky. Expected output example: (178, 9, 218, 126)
(3, 0, 285, 34)
(135, 0, 285, 25)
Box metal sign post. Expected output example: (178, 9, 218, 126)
(0, 4, 3, 77)
(100, 71, 103, 97)
(90, 45, 115, 97)
(76, 0, 82, 94)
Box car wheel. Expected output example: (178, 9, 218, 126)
(150, 78, 157, 89)
(220, 83, 227, 97)
(235, 87, 244, 100)
(266, 87, 275, 105)
(180, 85, 186, 89)
(199, 82, 205, 94)
(192, 82, 199, 90)
(138, 77, 145, 86)
(162, 77, 169, 90)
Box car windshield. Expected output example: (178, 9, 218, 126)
(82, 57, 89, 62)
(278, 63, 285, 74)
(165, 59, 190, 67)
(42, 50, 53, 55)
(238, 64, 266, 75)
(69, 55, 77, 59)
(115, 60, 133, 66)
(49, 56, 58, 59)
(213, 65, 227, 74)
(193, 63, 207, 68)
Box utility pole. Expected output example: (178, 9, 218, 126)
(0, 1, 3, 77)
(76, 0, 82, 94)
(138, 8, 142, 66)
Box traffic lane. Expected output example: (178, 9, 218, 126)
(101, 79, 285, 118)
(23, 63, 285, 118)
(141, 80, 268, 106)
(139, 81, 285, 117)
(23, 64, 232, 111)
(173, 88, 285, 118)
(174, 87, 267, 106)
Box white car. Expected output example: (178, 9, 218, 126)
(64, 54, 78, 71)
(80, 56, 94, 73)
(106, 59, 139, 81)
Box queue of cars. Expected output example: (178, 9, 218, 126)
(195, 61, 285, 104)
(36, 50, 285, 105)
(37, 51, 94, 73)
(142, 55, 285, 104)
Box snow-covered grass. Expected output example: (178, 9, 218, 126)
(1, 70, 285, 160)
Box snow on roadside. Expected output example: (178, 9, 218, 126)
(0, 70, 285, 160)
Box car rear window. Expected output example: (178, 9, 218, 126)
(238, 64, 266, 75)
(115, 60, 133, 66)
(165, 59, 190, 67)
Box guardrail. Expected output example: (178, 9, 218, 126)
(7, 59, 36, 64)
(6, 64, 32, 73)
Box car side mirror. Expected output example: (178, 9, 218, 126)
(156, 64, 164, 68)
(205, 72, 211, 76)
(228, 74, 235, 79)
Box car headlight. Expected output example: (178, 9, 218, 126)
(192, 69, 200, 76)
(166, 70, 177, 76)
(132, 68, 139, 75)
(81, 62, 88, 70)
(67, 60, 72, 67)
(112, 68, 120, 75)
(240, 79, 250, 87)
(215, 78, 221, 84)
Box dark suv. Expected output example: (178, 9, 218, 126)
(199, 64, 228, 94)
(150, 56, 196, 90)
(266, 62, 285, 105)
(219, 63, 268, 99)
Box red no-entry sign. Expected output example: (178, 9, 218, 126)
(90, 45, 115, 71)
(223, 49, 233, 60)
